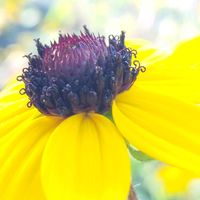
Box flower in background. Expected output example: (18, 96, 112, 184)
(1, 27, 200, 200)
(157, 165, 199, 194)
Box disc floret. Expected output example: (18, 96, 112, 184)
(18, 27, 144, 117)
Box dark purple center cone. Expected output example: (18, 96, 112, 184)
(18, 26, 144, 117)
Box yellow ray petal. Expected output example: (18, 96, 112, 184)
(0, 80, 25, 103)
(0, 108, 40, 139)
(113, 86, 200, 175)
(135, 79, 200, 104)
(134, 36, 200, 103)
(0, 80, 40, 132)
(1, 79, 23, 91)
(126, 38, 152, 49)
(0, 96, 41, 140)
(126, 39, 167, 66)
(0, 92, 27, 104)
(0, 116, 62, 200)
(138, 36, 200, 79)
(170, 35, 200, 67)
(41, 113, 130, 200)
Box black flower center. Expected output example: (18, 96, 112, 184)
(17, 26, 145, 117)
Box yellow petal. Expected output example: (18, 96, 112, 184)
(126, 39, 167, 66)
(0, 98, 29, 119)
(138, 36, 200, 79)
(135, 79, 200, 104)
(0, 109, 40, 139)
(0, 81, 26, 103)
(41, 113, 130, 200)
(126, 38, 152, 49)
(134, 36, 200, 104)
(170, 35, 200, 67)
(157, 165, 197, 194)
(0, 116, 62, 200)
(0, 99, 41, 140)
(113, 86, 200, 175)
(0, 80, 40, 132)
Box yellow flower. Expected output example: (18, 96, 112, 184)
(157, 165, 198, 194)
(1, 27, 200, 200)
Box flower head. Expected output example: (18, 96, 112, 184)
(17, 26, 142, 117)
(1, 29, 200, 200)
(157, 165, 199, 194)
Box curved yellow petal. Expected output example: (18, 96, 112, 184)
(134, 36, 200, 103)
(0, 80, 41, 135)
(170, 35, 200, 67)
(0, 99, 30, 121)
(135, 79, 200, 104)
(41, 113, 130, 200)
(157, 165, 197, 194)
(0, 109, 40, 139)
(0, 116, 62, 200)
(113, 86, 200, 175)
(0, 80, 26, 103)
(138, 36, 200, 79)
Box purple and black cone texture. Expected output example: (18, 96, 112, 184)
(18, 26, 144, 117)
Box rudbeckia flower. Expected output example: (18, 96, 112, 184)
(157, 165, 198, 194)
(1, 26, 200, 200)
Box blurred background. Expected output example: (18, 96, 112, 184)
(1, 0, 200, 199)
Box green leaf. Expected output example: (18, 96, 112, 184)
(128, 145, 155, 162)
(103, 110, 114, 122)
